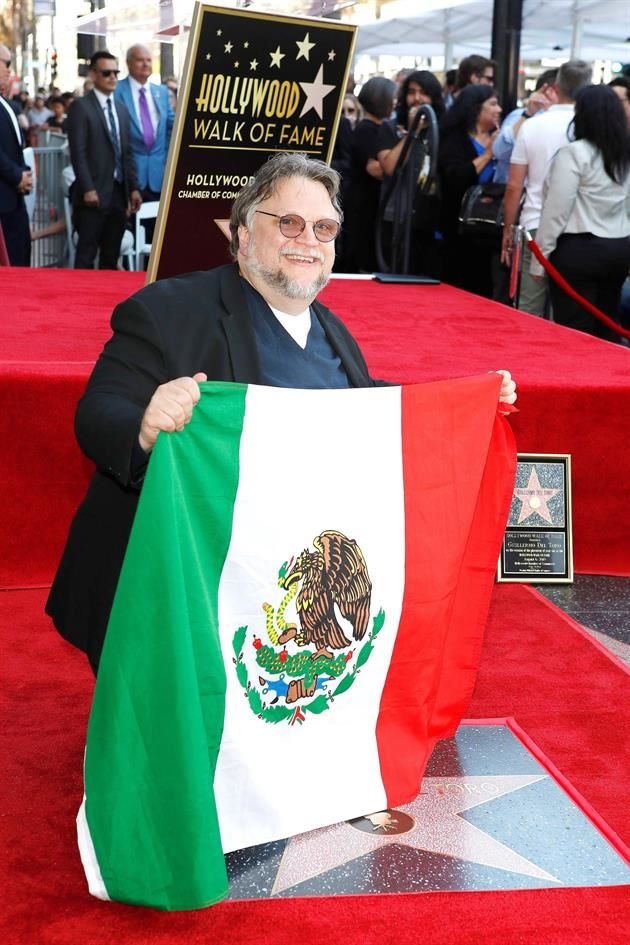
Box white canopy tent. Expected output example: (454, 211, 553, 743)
(354, 0, 630, 65)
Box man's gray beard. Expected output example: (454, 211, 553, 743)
(247, 256, 331, 300)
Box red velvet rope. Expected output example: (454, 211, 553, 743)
(526, 234, 630, 341)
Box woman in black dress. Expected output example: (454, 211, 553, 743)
(438, 84, 502, 297)
(345, 76, 396, 272)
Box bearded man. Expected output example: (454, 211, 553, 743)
(47, 152, 516, 672)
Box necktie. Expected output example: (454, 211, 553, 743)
(138, 87, 155, 151)
(106, 97, 124, 181)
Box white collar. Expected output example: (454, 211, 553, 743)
(93, 87, 114, 109)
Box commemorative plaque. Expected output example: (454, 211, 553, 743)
(498, 453, 573, 583)
(147, 2, 356, 282)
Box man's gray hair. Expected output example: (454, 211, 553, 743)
(557, 59, 592, 100)
(229, 152, 342, 257)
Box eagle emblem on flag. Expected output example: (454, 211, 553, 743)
(231, 530, 385, 726)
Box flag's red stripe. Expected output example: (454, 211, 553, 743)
(375, 377, 516, 806)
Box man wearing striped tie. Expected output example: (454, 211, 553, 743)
(66, 50, 141, 269)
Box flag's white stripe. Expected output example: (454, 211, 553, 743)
(215, 385, 406, 852)
(77, 797, 110, 901)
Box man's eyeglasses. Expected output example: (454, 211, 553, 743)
(255, 210, 339, 243)
(97, 69, 120, 77)
(0, 58, 11, 68)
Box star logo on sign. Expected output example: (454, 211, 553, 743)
(272, 775, 560, 894)
(270, 46, 285, 69)
(205, 53, 211, 61)
(244, 41, 249, 49)
(299, 65, 335, 120)
(250, 59, 258, 71)
(234, 61, 240, 69)
(296, 32, 315, 61)
(328, 50, 336, 61)
(224, 41, 233, 54)
(513, 467, 560, 524)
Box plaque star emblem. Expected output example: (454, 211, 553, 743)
(299, 64, 335, 120)
(250, 59, 258, 71)
(296, 32, 315, 61)
(328, 50, 336, 61)
(217, 29, 222, 36)
(224, 41, 233, 54)
(244, 41, 249, 49)
(272, 775, 560, 894)
(270, 46, 285, 69)
(205, 53, 211, 61)
(513, 467, 560, 524)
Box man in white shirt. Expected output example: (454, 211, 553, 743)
(501, 59, 592, 316)
(0, 43, 32, 265)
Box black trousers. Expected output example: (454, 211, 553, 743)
(74, 182, 127, 270)
(0, 202, 31, 266)
(549, 233, 630, 342)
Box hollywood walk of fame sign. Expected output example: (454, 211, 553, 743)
(498, 454, 573, 583)
(148, 3, 356, 282)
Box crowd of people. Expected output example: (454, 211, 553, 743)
(332, 55, 630, 339)
(0, 42, 176, 270)
(2, 39, 630, 339)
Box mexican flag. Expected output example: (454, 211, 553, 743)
(78, 376, 516, 910)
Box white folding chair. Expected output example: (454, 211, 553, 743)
(134, 201, 160, 270)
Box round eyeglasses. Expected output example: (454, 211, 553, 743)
(255, 210, 339, 243)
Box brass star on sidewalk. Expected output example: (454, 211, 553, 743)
(513, 467, 560, 524)
(296, 32, 315, 61)
(272, 775, 560, 894)
(299, 64, 335, 120)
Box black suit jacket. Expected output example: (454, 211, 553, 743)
(65, 90, 138, 207)
(0, 98, 27, 213)
(46, 265, 377, 669)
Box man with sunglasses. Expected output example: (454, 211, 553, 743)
(47, 152, 516, 671)
(65, 50, 141, 269)
(0, 43, 32, 265)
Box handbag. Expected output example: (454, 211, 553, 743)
(458, 182, 506, 241)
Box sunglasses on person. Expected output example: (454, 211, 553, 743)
(97, 68, 120, 77)
(0, 58, 11, 68)
(255, 210, 339, 242)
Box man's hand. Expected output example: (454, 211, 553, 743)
(83, 189, 100, 207)
(523, 88, 552, 117)
(495, 369, 517, 406)
(128, 189, 142, 213)
(138, 374, 207, 453)
(17, 170, 32, 193)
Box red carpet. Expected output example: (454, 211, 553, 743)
(2, 268, 629, 587)
(1, 583, 628, 944)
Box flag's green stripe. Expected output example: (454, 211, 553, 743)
(84, 382, 248, 910)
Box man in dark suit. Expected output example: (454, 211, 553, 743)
(66, 50, 141, 269)
(0, 43, 32, 266)
(46, 152, 517, 671)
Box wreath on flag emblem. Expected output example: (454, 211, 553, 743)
(231, 529, 385, 726)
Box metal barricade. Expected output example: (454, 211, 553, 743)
(30, 137, 71, 268)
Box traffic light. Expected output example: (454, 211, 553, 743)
(50, 49, 58, 83)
